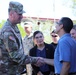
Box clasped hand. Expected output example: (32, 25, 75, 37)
(34, 57, 45, 67)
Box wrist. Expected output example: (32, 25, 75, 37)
(30, 57, 38, 64)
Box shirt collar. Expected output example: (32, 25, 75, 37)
(25, 33, 33, 38)
(59, 33, 71, 41)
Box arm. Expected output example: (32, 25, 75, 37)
(59, 40, 71, 75)
(3, 31, 38, 65)
(33, 57, 54, 67)
(37, 71, 43, 75)
(34, 44, 54, 66)
(29, 48, 40, 74)
(60, 61, 70, 75)
(43, 58, 54, 66)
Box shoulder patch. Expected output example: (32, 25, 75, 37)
(9, 36, 15, 41)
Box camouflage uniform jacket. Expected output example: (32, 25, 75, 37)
(0, 19, 36, 75)
(23, 33, 34, 55)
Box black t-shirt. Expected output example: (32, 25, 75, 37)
(50, 42, 57, 50)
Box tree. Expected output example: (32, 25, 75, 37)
(0, 20, 5, 28)
(61, 0, 76, 16)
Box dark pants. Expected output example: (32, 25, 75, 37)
(42, 71, 50, 75)
(32, 71, 50, 75)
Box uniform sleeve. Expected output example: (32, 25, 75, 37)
(3, 31, 25, 64)
(3, 31, 38, 65)
(3, 31, 18, 52)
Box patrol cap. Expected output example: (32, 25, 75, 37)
(24, 22, 33, 27)
(8, 1, 25, 14)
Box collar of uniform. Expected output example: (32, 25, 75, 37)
(7, 19, 19, 33)
(26, 33, 33, 39)
(7, 19, 16, 26)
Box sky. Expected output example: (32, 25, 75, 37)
(0, 0, 76, 21)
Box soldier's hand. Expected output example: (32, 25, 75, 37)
(34, 57, 45, 67)
(29, 56, 40, 64)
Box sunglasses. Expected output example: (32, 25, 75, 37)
(51, 35, 57, 37)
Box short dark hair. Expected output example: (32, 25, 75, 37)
(33, 31, 43, 38)
(72, 25, 76, 30)
(59, 17, 73, 33)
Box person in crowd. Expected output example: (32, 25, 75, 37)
(23, 21, 34, 54)
(29, 31, 55, 75)
(70, 25, 76, 40)
(50, 30, 59, 50)
(37, 17, 76, 75)
(0, 1, 39, 75)
(22, 21, 34, 75)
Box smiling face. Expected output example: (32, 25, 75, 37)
(33, 32, 44, 46)
(70, 28, 76, 40)
(55, 22, 63, 35)
(54, 19, 63, 36)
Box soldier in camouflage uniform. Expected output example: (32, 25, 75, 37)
(0, 1, 38, 75)
(23, 21, 34, 54)
(23, 21, 34, 75)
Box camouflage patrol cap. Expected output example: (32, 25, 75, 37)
(8, 1, 25, 14)
(24, 22, 33, 27)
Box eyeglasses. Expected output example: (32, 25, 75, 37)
(35, 36, 43, 39)
(51, 35, 57, 37)
(56, 21, 62, 25)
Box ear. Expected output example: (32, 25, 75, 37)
(60, 24, 63, 29)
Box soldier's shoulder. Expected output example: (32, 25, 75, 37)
(1, 22, 12, 32)
(23, 36, 28, 39)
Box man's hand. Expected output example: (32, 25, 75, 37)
(34, 57, 45, 67)
(37, 71, 43, 75)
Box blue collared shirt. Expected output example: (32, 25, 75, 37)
(54, 33, 76, 74)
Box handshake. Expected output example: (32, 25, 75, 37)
(24, 55, 53, 66)
(24, 55, 46, 65)
(31, 57, 54, 66)
(31, 57, 46, 67)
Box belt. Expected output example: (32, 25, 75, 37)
(55, 72, 76, 75)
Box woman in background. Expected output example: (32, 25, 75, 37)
(29, 31, 55, 75)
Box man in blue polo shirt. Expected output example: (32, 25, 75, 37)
(54, 17, 76, 75)
(37, 17, 76, 75)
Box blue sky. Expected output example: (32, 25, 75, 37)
(0, 0, 76, 20)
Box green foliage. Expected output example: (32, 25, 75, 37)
(30, 20, 54, 43)
(0, 18, 76, 44)
(17, 24, 26, 38)
(73, 20, 76, 24)
(61, 0, 76, 17)
(0, 20, 5, 28)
